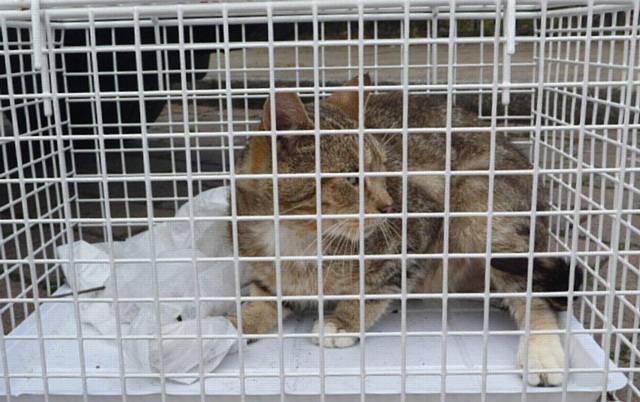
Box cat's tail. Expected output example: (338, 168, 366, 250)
(490, 257, 584, 311)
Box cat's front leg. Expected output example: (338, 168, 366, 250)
(311, 258, 402, 348)
(517, 329, 565, 386)
(311, 294, 393, 348)
(227, 281, 293, 338)
(507, 298, 566, 386)
(227, 301, 293, 337)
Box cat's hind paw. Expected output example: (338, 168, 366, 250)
(311, 319, 358, 348)
(518, 334, 566, 386)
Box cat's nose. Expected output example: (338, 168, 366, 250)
(379, 204, 394, 214)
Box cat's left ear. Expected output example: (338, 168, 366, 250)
(325, 73, 372, 121)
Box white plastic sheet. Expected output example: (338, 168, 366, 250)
(55, 186, 243, 383)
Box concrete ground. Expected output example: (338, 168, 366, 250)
(1, 43, 638, 400)
(206, 42, 631, 86)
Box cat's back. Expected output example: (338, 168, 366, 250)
(366, 92, 481, 129)
(366, 92, 529, 172)
(366, 92, 483, 174)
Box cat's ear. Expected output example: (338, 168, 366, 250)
(325, 73, 372, 121)
(260, 92, 312, 131)
(260, 93, 312, 153)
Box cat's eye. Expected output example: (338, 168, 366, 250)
(347, 177, 359, 186)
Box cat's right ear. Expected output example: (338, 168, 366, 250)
(260, 93, 312, 153)
(260, 93, 312, 131)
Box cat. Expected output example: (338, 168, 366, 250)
(228, 74, 581, 387)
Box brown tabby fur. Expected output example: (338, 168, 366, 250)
(229, 75, 581, 386)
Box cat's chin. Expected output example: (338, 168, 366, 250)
(335, 221, 383, 243)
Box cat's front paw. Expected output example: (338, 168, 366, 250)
(518, 334, 565, 386)
(226, 314, 238, 329)
(311, 319, 358, 348)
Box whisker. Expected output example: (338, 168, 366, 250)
(385, 219, 401, 240)
(379, 221, 393, 253)
(322, 220, 349, 282)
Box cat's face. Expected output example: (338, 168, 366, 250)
(313, 119, 392, 242)
(239, 75, 394, 243)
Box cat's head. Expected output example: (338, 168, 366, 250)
(237, 74, 394, 242)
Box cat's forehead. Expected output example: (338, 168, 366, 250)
(316, 134, 384, 171)
(304, 102, 357, 129)
(295, 101, 385, 170)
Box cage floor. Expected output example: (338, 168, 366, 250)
(0, 293, 626, 402)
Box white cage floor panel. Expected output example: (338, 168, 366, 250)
(0, 295, 626, 402)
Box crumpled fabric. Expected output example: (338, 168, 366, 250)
(55, 186, 244, 384)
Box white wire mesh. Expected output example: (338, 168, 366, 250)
(0, 1, 638, 401)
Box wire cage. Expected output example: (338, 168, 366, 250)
(0, 0, 639, 401)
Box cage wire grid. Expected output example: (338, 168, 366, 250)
(0, 0, 639, 401)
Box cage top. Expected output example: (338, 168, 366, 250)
(0, 0, 637, 15)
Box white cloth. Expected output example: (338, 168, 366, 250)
(55, 186, 243, 384)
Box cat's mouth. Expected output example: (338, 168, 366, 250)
(327, 218, 386, 243)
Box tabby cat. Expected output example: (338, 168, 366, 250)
(229, 75, 581, 386)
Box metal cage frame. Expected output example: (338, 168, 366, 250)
(0, 1, 639, 401)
